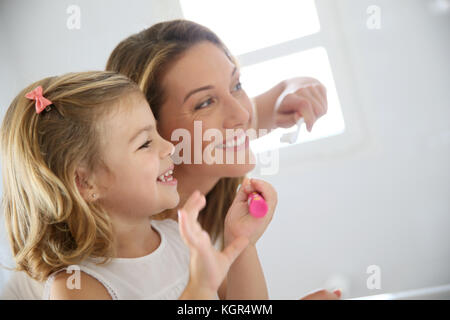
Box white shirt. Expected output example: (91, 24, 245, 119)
(1, 219, 217, 300)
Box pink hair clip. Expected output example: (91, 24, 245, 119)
(25, 85, 52, 114)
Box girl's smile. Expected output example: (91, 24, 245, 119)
(156, 164, 177, 186)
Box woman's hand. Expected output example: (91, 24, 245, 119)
(178, 190, 249, 299)
(274, 77, 328, 132)
(299, 289, 342, 300)
(224, 178, 278, 246)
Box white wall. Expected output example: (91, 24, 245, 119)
(253, 0, 450, 298)
(0, 0, 449, 299)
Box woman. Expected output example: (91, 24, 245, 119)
(0, 20, 335, 300)
(106, 20, 335, 300)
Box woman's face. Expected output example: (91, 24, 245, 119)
(157, 41, 256, 180)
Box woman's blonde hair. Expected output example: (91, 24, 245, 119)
(1, 71, 139, 281)
(106, 20, 244, 248)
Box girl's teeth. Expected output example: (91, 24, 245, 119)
(158, 169, 174, 182)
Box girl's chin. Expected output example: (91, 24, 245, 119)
(156, 186, 180, 208)
(158, 194, 180, 213)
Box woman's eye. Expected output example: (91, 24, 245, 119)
(195, 97, 214, 110)
(138, 140, 152, 150)
(232, 82, 242, 92)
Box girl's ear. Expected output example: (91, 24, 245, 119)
(75, 167, 99, 202)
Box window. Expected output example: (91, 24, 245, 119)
(180, 0, 345, 153)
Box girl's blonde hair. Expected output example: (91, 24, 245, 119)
(1, 71, 139, 281)
(106, 20, 244, 248)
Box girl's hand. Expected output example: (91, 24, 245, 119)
(178, 191, 249, 298)
(274, 77, 328, 132)
(224, 178, 278, 246)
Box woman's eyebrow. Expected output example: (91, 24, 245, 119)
(183, 85, 214, 103)
(183, 67, 238, 103)
(231, 66, 237, 78)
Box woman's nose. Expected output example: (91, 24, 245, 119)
(222, 95, 250, 129)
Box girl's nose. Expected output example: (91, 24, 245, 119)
(160, 136, 175, 159)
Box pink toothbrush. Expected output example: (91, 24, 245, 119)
(247, 192, 268, 218)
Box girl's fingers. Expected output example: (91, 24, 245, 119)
(179, 209, 210, 249)
(193, 230, 215, 257)
(181, 190, 206, 223)
(221, 236, 249, 265)
(178, 209, 195, 247)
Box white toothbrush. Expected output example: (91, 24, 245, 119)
(280, 117, 305, 144)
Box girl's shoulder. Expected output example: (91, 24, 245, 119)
(43, 266, 119, 300)
(48, 270, 112, 300)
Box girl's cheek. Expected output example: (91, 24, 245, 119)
(143, 153, 161, 179)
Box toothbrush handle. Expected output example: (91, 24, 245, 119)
(247, 192, 268, 218)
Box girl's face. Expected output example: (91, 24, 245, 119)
(157, 41, 256, 180)
(94, 92, 179, 219)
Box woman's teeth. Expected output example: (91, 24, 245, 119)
(216, 134, 246, 149)
(157, 170, 173, 182)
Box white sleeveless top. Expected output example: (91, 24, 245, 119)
(39, 218, 205, 300)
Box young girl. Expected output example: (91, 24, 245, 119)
(0, 71, 277, 299)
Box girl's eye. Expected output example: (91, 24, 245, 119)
(232, 81, 242, 92)
(195, 97, 214, 110)
(138, 140, 152, 150)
